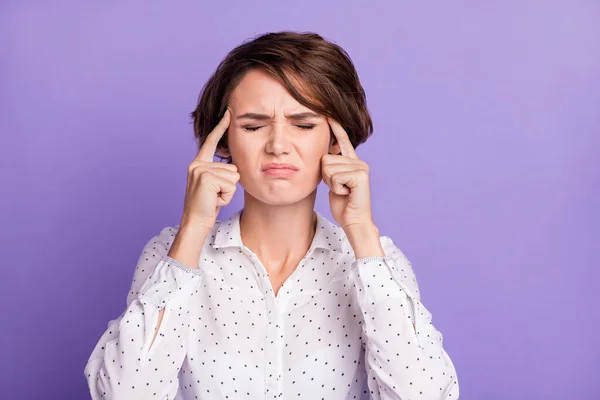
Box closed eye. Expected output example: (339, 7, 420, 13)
(242, 124, 316, 132)
(242, 126, 263, 132)
(296, 124, 316, 130)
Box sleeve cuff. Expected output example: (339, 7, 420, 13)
(163, 255, 204, 276)
(138, 255, 204, 308)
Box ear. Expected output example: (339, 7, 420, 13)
(216, 145, 231, 159)
(328, 135, 341, 155)
(215, 127, 232, 158)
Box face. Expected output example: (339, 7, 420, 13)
(221, 68, 338, 206)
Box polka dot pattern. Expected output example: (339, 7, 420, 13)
(84, 209, 458, 399)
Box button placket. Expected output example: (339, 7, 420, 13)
(274, 292, 286, 397)
(243, 246, 283, 397)
(263, 288, 281, 397)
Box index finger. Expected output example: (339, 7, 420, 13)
(327, 117, 358, 159)
(196, 109, 231, 162)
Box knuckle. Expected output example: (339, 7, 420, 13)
(189, 168, 200, 179)
(189, 161, 207, 174)
(198, 170, 214, 183)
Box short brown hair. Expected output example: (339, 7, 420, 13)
(191, 31, 373, 163)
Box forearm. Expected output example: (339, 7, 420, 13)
(85, 256, 204, 399)
(167, 222, 210, 269)
(86, 297, 186, 398)
(359, 290, 458, 399)
(352, 255, 458, 399)
(345, 223, 385, 259)
(148, 223, 209, 349)
(149, 307, 166, 351)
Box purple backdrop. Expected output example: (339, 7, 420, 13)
(2, 1, 599, 399)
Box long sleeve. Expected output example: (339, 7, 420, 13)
(351, 236, 459, 400)
(84, 226, 204, 400)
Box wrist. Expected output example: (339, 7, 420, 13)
(168, 223, 210, 269)
(345, 222, 379, 241)
(345, 223, 385, 259)
(179, 214, 215, 234)
(178, 219, 213, 237)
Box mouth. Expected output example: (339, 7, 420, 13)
(262, 163, 299, 178)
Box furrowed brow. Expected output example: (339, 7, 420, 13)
(236, 111, 321, 121)
(236, 113, 272, 121)
(286, 112, 321, 121)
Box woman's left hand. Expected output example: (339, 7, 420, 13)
(321, 117, 375, 233)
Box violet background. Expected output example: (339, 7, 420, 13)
(2, 1, 599, 399)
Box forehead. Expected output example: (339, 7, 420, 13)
(229, 68, 313, 112)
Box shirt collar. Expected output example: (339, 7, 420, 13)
(211, 208, 344, 253)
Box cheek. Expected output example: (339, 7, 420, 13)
(299, 138, 329, 171)
(312, 127, 333, 155)
(227, 130, 253, 161)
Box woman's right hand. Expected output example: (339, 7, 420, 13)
(180, 109, 239, 233)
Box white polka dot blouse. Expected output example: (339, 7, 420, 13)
(84, 209, 459, 399)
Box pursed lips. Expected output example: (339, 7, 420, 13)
(261, 163, 299, 177)
(262, 163, 299, 171)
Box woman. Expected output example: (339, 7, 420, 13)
(85, 31, 459, 399)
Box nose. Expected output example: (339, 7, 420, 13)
(264, 122, 292, 156)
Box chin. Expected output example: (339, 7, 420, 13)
(257, 192, 310, 206)
(244, 185, 318, 206)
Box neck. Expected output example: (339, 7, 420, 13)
(240, 190, 317, 272)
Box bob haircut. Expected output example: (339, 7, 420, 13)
(191, 31, 373, 163)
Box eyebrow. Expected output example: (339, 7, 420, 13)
(236, 112, 321, 121)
